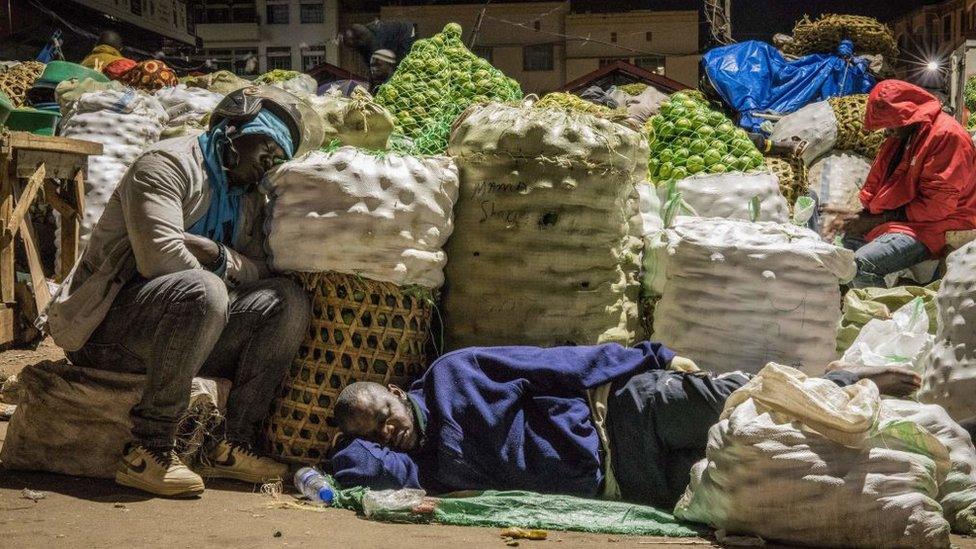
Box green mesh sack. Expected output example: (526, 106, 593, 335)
(534, 92, 616, 116)
(373, 22, 522, 156)
(646, 91, 765, 185)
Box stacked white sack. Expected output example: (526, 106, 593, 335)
(920, 241, 976, 422)
(60, 89, 167, 248)
(269, 73, 317, 95)
(264, 147, 459, 288)
(769, 99, 838, 165)
(153, 84, 223, 136)
(808, 151, 873, 240)
(675, 363, 952, 548)
(652, 217, 855, 375)
(443, 102, 645, 349)
(663, 171, 789, 223)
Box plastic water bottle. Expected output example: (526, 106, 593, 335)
(294, 467, 335, 505)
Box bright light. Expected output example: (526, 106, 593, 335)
(927, 60, 940, 72)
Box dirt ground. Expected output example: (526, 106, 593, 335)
(0, 341, 973, 549)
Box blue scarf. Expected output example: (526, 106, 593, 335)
(191, 109, 295, 244)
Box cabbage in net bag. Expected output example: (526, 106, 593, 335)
(374, 23, 522, 156)
(645, 91, 766, 185)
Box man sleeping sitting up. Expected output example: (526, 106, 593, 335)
(327, 342, 920, 509)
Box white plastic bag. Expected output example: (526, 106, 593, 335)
(842, 297, 934, 373)
(362, 488, 426, 518)
(769, 100, 838, 165)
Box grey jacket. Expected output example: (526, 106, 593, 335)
(43, 135, 270, 351)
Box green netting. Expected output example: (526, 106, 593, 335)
(254, 69, 303, 84)
(837, 283, 940, 354)
(646, 91, 766, 184)
(373, 22, 523, 156)
(617, 83, 648, 96)
(533, 92, 617, 116)
(330, 482, 701, 537)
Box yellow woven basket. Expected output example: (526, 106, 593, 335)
(266, 272, 433, 464)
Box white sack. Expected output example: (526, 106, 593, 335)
(664, 171, 789, 223)
(842, 297, 933, 373)
(271, 73, 317, 95)
(920, 241, 976, 422)
(675, 363, 952, 548)
(60, 89, 167, 248)
(769, 100, 838, 165)
(265, 148, 459, 288)
(609, 85, 669, 125)
(652, 218, 855, 374)
(153, 84, 223, 128)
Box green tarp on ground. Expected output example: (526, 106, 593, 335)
(837, 283, 940, 354)
(332, 484, 702, 537)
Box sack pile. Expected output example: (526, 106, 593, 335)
(153, 84, 223, 138)
(306, 89, 396, 151)
(675, 363, 952, 548)
(807, 151, 873, 240)
(60, 89, 168, 247)
(0, 360, 228, 478)
(920, 241, 976, 422)
(182, 70, 250, 95)
(264, 147, 459, 289)
(829, 94, 886, 159)
(782, 14, 898, 59)
(652, 217, 855, 375)
(373, 23, 522, 155)
(442, 102, 645, 349)
(665, 171, 789, 223)
(255, 69, 318, 95)
(837, 284, 939, 354)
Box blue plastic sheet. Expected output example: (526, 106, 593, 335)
(703, 40, 875, 133)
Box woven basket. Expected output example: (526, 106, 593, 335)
(267, 272, 433, 465)
(765, 154, 808, 210)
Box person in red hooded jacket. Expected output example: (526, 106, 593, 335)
(841, 80, 976, 288)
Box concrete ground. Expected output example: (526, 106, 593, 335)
(0, 340, 973, 548)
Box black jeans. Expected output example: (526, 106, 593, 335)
(68, 270, 310, 450)
(607, 368, 859, 510)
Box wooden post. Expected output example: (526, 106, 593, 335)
(0, 151, 14, 345)
(56, 168, 85, 281)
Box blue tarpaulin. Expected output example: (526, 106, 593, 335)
(702, 40, 875, 133)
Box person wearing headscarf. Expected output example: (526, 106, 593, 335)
(842, 80, 976, 287)
(369, 48, 397, 92)
(81, 30, 127, 71)
(42, 87, 312, 498)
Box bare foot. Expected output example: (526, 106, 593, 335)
(826, 361, 921, 398)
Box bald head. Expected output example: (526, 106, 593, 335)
(333, 381, 420, 451)
(99, 30, 123, 51)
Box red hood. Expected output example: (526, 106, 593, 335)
(863, 80, 942, 131)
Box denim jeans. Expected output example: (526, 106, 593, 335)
(67, 270, 310, 450)
(842, 232, 931, 289)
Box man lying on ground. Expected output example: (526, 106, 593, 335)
(41, 86, 311, 497)
(327, 342, 920, 510)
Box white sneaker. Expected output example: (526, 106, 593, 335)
(116, 443, 205, 497)
(197, 440, 288, 484)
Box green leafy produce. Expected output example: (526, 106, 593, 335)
(645, 91, 765, 184)
(534, 92, 615, 116)
(965, 76, 976, 130)
(617, 83, 648, 96)
(374, 23, 522, 155)
(254, 69, 303, 84)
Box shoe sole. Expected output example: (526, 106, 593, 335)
(196, 465, 285, 484)
(116, 470, 205, 498)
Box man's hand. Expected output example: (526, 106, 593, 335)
(183, 233, 221, 265)
(841, 212, 886, 237)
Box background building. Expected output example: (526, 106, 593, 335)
(0, 0, 196, 61)
(340, 1, 700, 94)
(889, 0, 976, 83)
(191, 0, 338, 76)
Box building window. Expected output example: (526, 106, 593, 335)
(130, 0, 142, 16)
(266, 3, 289, 25)
(232, 1, 257, 23)
(610, 32, 618, 43)
(645, 31, 652, 42)
(523, 43, 554, 71)
(635, 56, 665, 75)
(300, 3, 324, 24)
(267, 46, 292, 70)
(206, 48, 233, 72)
(533, 20, 541, 31)
(302, 52, 325, 71)
(205, 4, 230, 23)
(472, 45, 493, 63)
(599, 57, 619, 68)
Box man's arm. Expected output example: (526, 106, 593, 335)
(906, 133, 975, 223)
(119, 153, 203, 278)
(329, 438, 422, 491)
